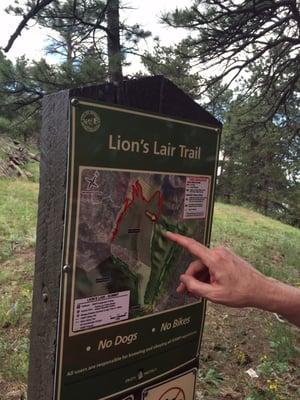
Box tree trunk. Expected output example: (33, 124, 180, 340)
(107, 0, 123, 83)
(66, 31, 73, 66)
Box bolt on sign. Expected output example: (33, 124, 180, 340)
(28, 78, 221, 400)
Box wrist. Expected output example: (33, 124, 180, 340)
(244, 274, 275, 310)
(250, 276, 281, 312)
(250, 276, 300, 325)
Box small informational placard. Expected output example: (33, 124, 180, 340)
(73, 291, 130, 332)
(183, 177, 210, 220)
(53, 99, 220, 400)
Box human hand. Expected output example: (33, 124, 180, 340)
(164, 231, 268, 308)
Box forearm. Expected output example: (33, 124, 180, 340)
(252, 276, 300, 327)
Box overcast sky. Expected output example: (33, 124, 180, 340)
(0, 0, 191, 70)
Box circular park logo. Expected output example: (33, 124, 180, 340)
(80, 110, 101, 132)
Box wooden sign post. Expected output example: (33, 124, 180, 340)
(28, 76, 221, 400)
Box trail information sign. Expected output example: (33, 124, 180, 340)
(52, 97, 220, 400)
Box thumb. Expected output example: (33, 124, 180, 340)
(180, 274, 212, 299)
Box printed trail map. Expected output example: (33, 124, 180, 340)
(73, 167, 210, 332)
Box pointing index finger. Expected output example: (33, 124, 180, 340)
(163, 231, 213, 267)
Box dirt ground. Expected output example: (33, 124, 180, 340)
(197, 304, 300, 399)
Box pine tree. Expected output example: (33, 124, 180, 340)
(5, 0, 151, 82)
(218, 94, 300, 225)
(1, 0, 151, 138)
(162, 0, 300, 119)
(142, 40, 201, 99)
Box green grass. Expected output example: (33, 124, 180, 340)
(0, 178, 37, 390)
(0, 257, 34, 386)
(0, 335, 30, 382)
(268, 322, 296, 362)
(211, 203, 300, 283)
(0, 293, 30, 328)
(23, 161, 40, 183)
(0, 180, 38, 262)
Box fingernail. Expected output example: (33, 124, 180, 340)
(176, 285, 183, 293)
(177, 282, 186, 294)
(162, 230, 172, 237)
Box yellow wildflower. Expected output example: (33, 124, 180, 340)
(267, 379, 278, 392)
(260, 355, 268, 362)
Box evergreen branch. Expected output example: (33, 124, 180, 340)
(4, 0, 54, 52)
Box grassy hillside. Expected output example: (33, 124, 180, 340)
(0, 180, 299, 399)
(212, 203, 300, 285)
(0, 180, 38, 398)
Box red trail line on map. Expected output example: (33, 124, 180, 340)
(111, 180, 164, 241)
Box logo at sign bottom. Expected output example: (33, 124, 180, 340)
(142, 369, 196, 400)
